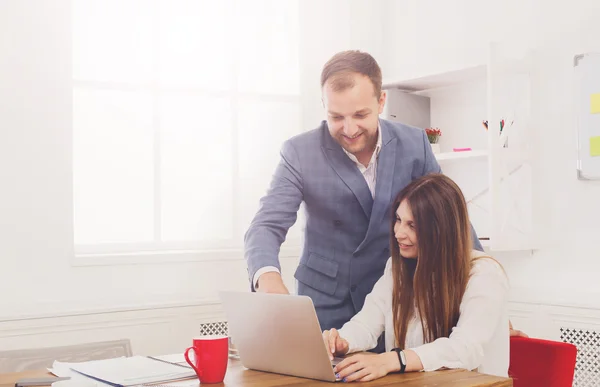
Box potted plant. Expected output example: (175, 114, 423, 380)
(425, 127, 442, 154)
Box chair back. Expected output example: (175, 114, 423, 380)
(509, 336, 577, 387)
(0, 339, 132, 373)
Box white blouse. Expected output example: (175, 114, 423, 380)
(337, 250, 509, 377)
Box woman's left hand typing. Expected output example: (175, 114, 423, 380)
(333, 352, 399, 382)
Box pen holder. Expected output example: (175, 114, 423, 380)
(229, 336, 240, 359)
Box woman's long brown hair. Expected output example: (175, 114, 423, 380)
(391, 173, 475, 348)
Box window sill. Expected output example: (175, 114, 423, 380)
(71, 245, 302, 267)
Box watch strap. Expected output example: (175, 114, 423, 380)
(391, 347, 407, 373)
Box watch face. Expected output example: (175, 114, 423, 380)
(400, 351, 407, 364)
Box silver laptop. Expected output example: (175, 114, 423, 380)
(219, 291, 342, 382)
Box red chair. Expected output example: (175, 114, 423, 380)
(509, 336, 578, 387)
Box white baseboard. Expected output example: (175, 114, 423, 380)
(510, 286, 600, 310)
(509, 287, 600, 341)
(3, 286, 600, 357)
(0, 300, 227, 356)
(0, 296, 223, 322)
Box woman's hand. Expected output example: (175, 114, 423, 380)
(333, 352, 399, 382)
(509, 320, 529, 338)
(322, 328, 349, 360)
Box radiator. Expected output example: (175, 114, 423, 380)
(199, 321, 229, 337)
(561, 327, 598, 386)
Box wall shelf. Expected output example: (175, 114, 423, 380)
(382, 65, 486, 92)
(382, 57, 529, 93)
(435, 150, 488, 162)
(381, 42, 538, 252)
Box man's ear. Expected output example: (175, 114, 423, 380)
(378, 91, 387, 114)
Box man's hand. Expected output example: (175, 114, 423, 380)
(509, 320, 529, 338)
(257, 272, 290, 294)
(322, 328, 349, 360)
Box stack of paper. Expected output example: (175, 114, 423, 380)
(50, 356, 197, 387)
(50, 360, 110, 386)
(147, 354, 191, 369)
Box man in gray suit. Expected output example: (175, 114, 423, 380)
(244, 50, 483, 335)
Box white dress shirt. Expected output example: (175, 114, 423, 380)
(253, 124, 383, 288)
(337, 250, 510, 378)
(340, 124, 382, 198)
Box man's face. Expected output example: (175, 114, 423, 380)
(322, 73, 386, 159)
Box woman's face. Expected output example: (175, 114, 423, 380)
(394, 199, 418, 259)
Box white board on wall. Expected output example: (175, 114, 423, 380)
(574, 53, 600, 180)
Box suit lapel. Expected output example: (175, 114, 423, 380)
(321, 125, 373, 219)
(356, 123, 397, 252)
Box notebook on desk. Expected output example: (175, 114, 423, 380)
(62, 355, 197, 387)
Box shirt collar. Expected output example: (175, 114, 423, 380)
(343, 121, 382, 167)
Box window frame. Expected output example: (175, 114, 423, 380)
(71, 1, 303, 265)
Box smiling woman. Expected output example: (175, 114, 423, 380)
(393, 200, 418, 259)
(323, 173, 510, 382)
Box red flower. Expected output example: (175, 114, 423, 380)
(425, 127, 442, 136)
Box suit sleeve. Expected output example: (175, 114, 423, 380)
(418, 130, 483, 251)
(244, 139, 304, 290)
(470, 223, 484, 251)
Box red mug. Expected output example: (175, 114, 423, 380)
(184, 336, 229, 383)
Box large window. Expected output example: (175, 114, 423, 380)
(72, 0, 302, 258)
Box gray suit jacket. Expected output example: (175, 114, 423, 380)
(244, 119, 482, 331)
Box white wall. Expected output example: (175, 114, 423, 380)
(0, 0, 384, 352)
(381, 0, 600, 338)
(299, 0, 384, 130)
(6, 0, 598, 353)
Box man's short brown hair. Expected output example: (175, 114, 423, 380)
(320, 50, 382, 98)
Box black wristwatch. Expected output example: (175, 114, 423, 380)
(391, 348, 407, 373)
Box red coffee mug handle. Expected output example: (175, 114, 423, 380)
(184, 346, 203, 378)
